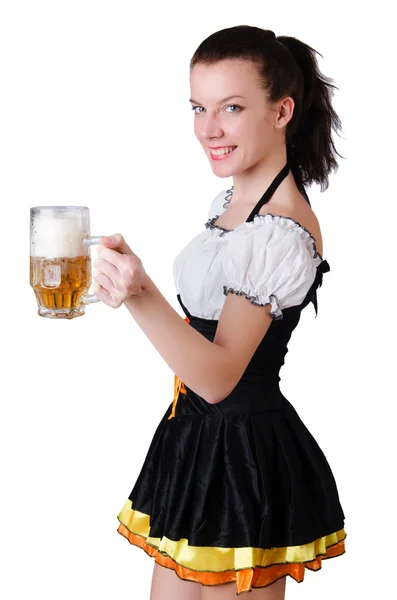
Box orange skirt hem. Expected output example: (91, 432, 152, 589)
(117, 522, 346, 595)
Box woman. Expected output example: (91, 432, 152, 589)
(93, 25, 346, 599)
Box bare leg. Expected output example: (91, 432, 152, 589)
(150, 562, 202, 600)
(201, 575, 286, 599)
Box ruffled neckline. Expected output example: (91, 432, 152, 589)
(204, 187, 324, 262)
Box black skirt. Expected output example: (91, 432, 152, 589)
(117, 313, 346, 595)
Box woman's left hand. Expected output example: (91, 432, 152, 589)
(93, 234, 147, 308)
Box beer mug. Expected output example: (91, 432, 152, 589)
(30, 206, 102, 319)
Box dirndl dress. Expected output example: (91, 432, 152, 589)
(116, 163, 346, 595)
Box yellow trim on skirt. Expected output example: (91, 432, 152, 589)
(117, 499, 346, 594)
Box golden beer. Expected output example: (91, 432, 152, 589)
(30, 206, 101, 319)
(30, 255, 92, 311)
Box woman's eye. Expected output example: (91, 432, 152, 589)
(191, 104, 242, 114)
(225, 104, 241, 112)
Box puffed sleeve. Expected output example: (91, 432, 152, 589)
(222, 214, 321, 319)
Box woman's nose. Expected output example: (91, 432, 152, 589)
(198, 114, 224, 139)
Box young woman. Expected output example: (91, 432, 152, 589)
(93, 25, 346, 599)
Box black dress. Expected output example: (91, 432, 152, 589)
(117, 163, 346, 595)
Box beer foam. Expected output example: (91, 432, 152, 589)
(31, 211, 89, 258)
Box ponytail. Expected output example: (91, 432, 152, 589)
(276, 35, 343, 192)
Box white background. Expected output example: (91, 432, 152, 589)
(0, 1, 395, 598)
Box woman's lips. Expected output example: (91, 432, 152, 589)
(210, 147, 238, 161)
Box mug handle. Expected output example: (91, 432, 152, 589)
(81, 235, 103, 305)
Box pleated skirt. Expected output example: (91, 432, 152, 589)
(116, 376, 346, 595)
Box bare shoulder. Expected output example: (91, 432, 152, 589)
(259, 195, 323, 258)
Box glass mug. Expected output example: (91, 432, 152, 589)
(30, 206, 102, 319)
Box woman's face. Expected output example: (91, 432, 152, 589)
(189, 58, 292, 178)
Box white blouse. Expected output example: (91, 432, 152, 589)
(172, 189, 323, 321)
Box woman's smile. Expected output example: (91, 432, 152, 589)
(209, 145, 238, 160)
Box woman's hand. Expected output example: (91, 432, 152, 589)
(93, 234, 148, 308)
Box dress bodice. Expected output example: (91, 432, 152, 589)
(172, 164, 330, 391)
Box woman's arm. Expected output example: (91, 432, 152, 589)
(93, 234, 231, 403)
(124, 273, 273, 404)
(124, 273, 228, 404)
(93, 233, 273, 404)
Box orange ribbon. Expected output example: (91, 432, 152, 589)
(168, 316, 190, 420)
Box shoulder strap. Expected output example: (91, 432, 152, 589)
(246, 163, 290, 223)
